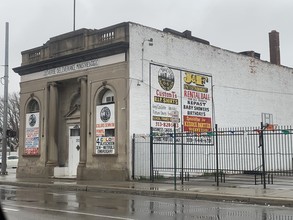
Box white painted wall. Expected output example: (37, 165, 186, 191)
(128, 22, 293, 136)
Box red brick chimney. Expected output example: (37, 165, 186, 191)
(269, 30, 280, 65)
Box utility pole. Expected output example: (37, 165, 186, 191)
(73, 0, 76, 31)
(1, 22, 9, 175)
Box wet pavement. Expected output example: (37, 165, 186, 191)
(1, 170, 293, 207)
(3, 185, 293, 220)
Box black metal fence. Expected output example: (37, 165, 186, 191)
(132, 124, 293, 188)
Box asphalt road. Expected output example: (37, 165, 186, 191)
(1, 185, 293, 220)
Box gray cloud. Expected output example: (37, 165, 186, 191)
(0, 0, 292, 96)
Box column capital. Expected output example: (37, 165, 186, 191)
(48, 81, 59, 88)
(77, 76, 87, 83)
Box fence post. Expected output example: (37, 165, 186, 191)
(174, 123, 177, 190)
(132, 134, 135, 179)
(181, 125, 184, 185)
(260, 122, 266, 189)
(150, 127, 154, 182)
(215, 124, 219, 187)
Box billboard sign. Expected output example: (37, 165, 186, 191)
(150, 64, 213, 135)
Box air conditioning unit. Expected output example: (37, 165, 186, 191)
(106, 96, 114, 103)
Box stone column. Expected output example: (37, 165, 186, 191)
(47, 82, 58, 166)
(78, 77, 87, 167)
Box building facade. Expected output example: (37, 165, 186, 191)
(14, 22, 293, 180)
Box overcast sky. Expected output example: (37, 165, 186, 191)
(0, 0, 292, 96)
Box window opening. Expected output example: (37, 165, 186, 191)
(27, 99, 39, 113)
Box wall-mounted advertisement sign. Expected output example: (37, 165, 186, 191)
(182, 71, 212, 133)
(96, 104, 115, 154)
(150, 65, 181, 134)
(150, 64, 213, 136)
(25, 112, 40, 155)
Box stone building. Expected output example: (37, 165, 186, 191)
(13, 22, 293, 180)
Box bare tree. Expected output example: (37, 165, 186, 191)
(0, 92, 20, 151)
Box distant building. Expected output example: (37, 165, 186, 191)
(13, 22, 293, 180)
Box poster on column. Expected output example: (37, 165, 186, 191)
(150, 64, 181, 137)
(96, 103, 115, 154)
(25, 112, 40, 155)
(182, 71, 213, 134)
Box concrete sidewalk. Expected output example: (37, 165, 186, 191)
(1, 171, 293, 207)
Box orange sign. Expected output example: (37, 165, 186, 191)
(183, 116, 212, 133)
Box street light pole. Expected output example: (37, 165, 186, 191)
(1, 22, 9, 175)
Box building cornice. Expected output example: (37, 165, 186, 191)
(13, 42, 129, 76)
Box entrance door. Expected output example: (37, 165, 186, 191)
(68, 125, 80, 176)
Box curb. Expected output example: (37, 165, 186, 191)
(0, 181, 292, 207)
